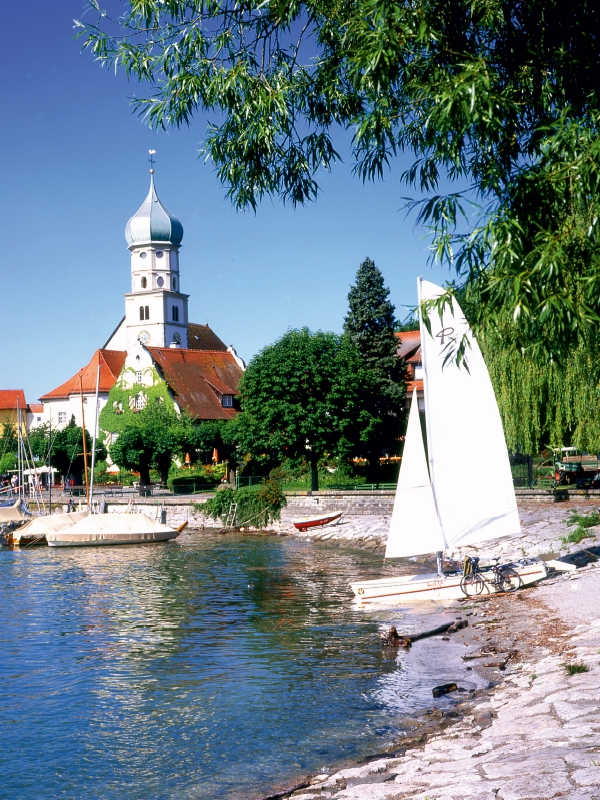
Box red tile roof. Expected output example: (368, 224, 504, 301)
(188, 323, 228, 351)
(0, 389, 27, 411)
(395, 331, 423, 395)
(148, 347, 243, 420)
(28, 404, 44, 414)
(40, 349, 127, 401)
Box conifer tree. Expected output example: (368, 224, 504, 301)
(343, 259, 406, 476)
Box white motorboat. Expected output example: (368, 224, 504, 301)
(46, 512, 183, 547)
(350, 278, 547, 605)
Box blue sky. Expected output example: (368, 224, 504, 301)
(0, 1, 450, 404)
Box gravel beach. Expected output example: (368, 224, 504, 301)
(262, 499, 600, 800)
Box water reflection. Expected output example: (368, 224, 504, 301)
(0, 534, 480, 800)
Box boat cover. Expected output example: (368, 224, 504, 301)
(0, 499, 31, 523)
(17, 511, 88, 538)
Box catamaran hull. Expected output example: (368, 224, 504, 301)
(350, 561, 548, 604)
(47, 530, 179, 547)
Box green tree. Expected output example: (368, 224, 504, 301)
(51, 416, 101, 484)
(0, 417, 17, 459)
(81, 1, 600, 357)
(26, 423, 51, 464)
(343, 258, 406, 475)
(234, 328, 379, 491)
(109, 404, 189, 485)
(188, 419, 236, 465)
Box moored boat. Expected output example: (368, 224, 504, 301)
(46, 512, 183, 547)
(292, 513, 343, 532)
(14, 510, 88, 546)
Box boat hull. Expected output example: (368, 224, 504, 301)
(292, 513, 343, 532)
(350, 561, 548, 604)
(47, 530, 179, 547)
(45, 513, 179, 547)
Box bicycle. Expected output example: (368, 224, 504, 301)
(460, 557, 522, 596)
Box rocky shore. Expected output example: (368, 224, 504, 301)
(260, 499, 600, 800)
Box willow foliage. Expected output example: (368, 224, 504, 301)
(482, 335, 600, 455)
(81, 0, 600, 358)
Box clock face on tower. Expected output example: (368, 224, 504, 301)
(138, 330, 150, 345)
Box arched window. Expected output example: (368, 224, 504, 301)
(172, 277, 177, 290)
(141, 276, 147, 289)
(145, 306, 150, 320)
(139, 306, 144, 320)
(172, 305, 179, 322)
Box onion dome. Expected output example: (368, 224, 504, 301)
(125, 175, 184, 246)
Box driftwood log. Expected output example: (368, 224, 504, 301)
(381, 619, 468, 647)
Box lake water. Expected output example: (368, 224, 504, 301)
(0, 533, 480, 799)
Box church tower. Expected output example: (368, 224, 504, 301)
(123, 171, 189, 351)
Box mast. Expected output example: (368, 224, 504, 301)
(89, 357, 101, 511)
(418, 277, 446, 576)
(48, 413, 51, 514)
(79, 372, 89, 504)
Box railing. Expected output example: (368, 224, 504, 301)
(171, 483, 219, 495)
(235, 476, 263, 489)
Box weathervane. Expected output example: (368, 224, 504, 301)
(148, 149, 156, 174)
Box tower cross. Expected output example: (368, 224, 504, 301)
(148, 149, 156, 173)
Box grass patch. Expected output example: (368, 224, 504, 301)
(561, 510, 600, 545)
(562, 529, 591, 544)
(567, 510, 600, 529)
(530, 674, 538, 681)
(562, 662, 589, 675)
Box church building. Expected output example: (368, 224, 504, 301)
(39, 171, 244, 432)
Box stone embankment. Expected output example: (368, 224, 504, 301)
(280, 566, 600, 800)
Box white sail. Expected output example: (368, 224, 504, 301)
(419, 278, 521, 549)
(385, 388, 446, 558)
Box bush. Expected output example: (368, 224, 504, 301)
(167, 463, 226, 490)
(197, 479, 286, 528)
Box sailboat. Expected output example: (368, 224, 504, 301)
(45, 355, 182, 548)
(349, 278, 547, 604)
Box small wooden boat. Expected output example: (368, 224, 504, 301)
(292, 513, 343, 532)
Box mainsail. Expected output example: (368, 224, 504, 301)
(385, 388, 446, 558)
(419, 278, 521, 549)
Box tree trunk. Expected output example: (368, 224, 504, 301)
(310, 456, 319, 492)
(139, 464, 151, 486)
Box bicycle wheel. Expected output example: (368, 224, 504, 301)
(498, 567, 522, 593)
(460, 573, 485, 596)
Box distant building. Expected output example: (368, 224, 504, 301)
(396, 329, 424, 409)
(0, 390, 28, 434)
(39, 172, 244, 433)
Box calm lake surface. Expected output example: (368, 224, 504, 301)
(0, 533, 479, 800)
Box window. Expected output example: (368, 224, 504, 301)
(134, 393, 146, 410)
(156, 251, 164, 258)
(145, 306, 150, 320)
(222, 395, 233, 408)
(140, 252, 147, 259)
(172, 277, 177, 290)
(58, 412, 67, 424)
(157, 276, 164, 287)
(141, 276, 147, 289)
(136, 371, 142, 383)
(139, 306, 144, 320)
(172, 305, 179, 322)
